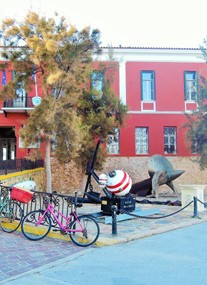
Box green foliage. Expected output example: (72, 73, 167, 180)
(184, 43, 207, 168)
(0, 11, 127, 181)
(77, 74, 127, 169)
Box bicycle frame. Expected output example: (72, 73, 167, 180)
(0, 188, 10, 210)
(0, 196, 9, 210)
(21, 196, 100, 247)
(0, 187, 23, 233)
(36, 203, 84, 233)
(0, 188, 22, 211)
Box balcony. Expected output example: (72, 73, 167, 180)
(1, 96, 36, 115)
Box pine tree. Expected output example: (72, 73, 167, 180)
(0, 12, 127, 192)
(184, 42, 207, 168)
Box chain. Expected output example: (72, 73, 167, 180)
(196, 197, 206, 206)
(120, 200, 194, 220)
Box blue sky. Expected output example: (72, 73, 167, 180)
(0, 0, 207, 48)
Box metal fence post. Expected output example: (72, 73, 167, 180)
(193, 196, 199, 218)
(111, 205, 118, 236)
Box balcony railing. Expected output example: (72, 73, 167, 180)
(3, 96, 35, 108)
(0, 159, 44, 175)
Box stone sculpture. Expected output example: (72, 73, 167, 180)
(131, 154, 185, 198)
(148, 154, 185, 197)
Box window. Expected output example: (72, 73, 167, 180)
(14, 82, 26, 107)
(141, 71, 155, 101)
(16, 82, 26, 98)
(52, 88, 64, 98)
(184, 71, 197, 101)
(91, 71, 104, 97)
(19, 137, 40, 149)
(2, 70, 6, 86)
(191, 136, 198, 154)
(12, 70, 26, 107)
(107, 128, 120, 154)
(164, 127, 177, 154)
(135, 127, 149, 154)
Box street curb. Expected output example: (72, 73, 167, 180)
(15, 211, 207, 247)
(95, 215, 207, 246)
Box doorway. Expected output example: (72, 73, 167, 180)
(0, 127, 16, 160)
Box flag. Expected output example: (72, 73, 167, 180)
(2, 69, 6, 86)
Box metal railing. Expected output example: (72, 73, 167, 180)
(1, 185, 206, 236)
(0, 159, 44, 175)
(0, 186, 72, 227)
(3, 96, 35, 108)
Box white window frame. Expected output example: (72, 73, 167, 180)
(91, 71, 104, 97)
(164, 127, 177, 154)
(141, 71, 156, 101)
(184, 71, 197, 101)
(107, 128, 120, 155)
(135, 127, 149, 154)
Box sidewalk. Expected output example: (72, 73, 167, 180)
(1, 194, 207, 283)
(37, 194, 207, 246)
(6, 221, 206, 285)
(83, 194, 207, 246)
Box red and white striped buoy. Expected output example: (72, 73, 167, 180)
(98, 173, 107, 188)
(106, 170, 132, 196)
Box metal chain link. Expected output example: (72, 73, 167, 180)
(120, 200, 194, 220)
(196, 197, 206, 206)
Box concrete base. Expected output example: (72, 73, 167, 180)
(180, 184, 206, 212)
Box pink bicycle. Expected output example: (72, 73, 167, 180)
(21, 194, 100, 247)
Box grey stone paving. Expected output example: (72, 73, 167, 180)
(0, 229, 87, 281)
(1, 194, 207, 283)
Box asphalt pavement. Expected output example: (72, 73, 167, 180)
(1, 195, 207, 284)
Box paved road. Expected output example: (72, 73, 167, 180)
(1, 221, 207, 285)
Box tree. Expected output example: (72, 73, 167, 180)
(184, 42, 207, 169)
(75, 60, 127, 170)
(0, 12, 127, 192)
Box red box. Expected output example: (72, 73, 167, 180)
(11, 187, 33, 204)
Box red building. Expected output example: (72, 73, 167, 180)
(99, 47, 207, 159)
(0, 60, 44, 161)
(1, 47, 207, 186)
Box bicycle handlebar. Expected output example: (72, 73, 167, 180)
(65, 194, 83, 208)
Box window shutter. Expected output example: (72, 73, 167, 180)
(195, 71, 198, 100)
(12, 70, 15, 81)
(152, 71, 156, 100)
(140, 71, 144, 100)
(184, 71, 187, 100)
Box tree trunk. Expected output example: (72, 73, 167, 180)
(45, 138, 52, 193)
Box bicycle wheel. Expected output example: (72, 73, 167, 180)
(69, 215, 100, 247)
(0, 201, 23, 233)
(21, 210, 51, 241)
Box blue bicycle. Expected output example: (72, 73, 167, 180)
(0, 184, 23, 233)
